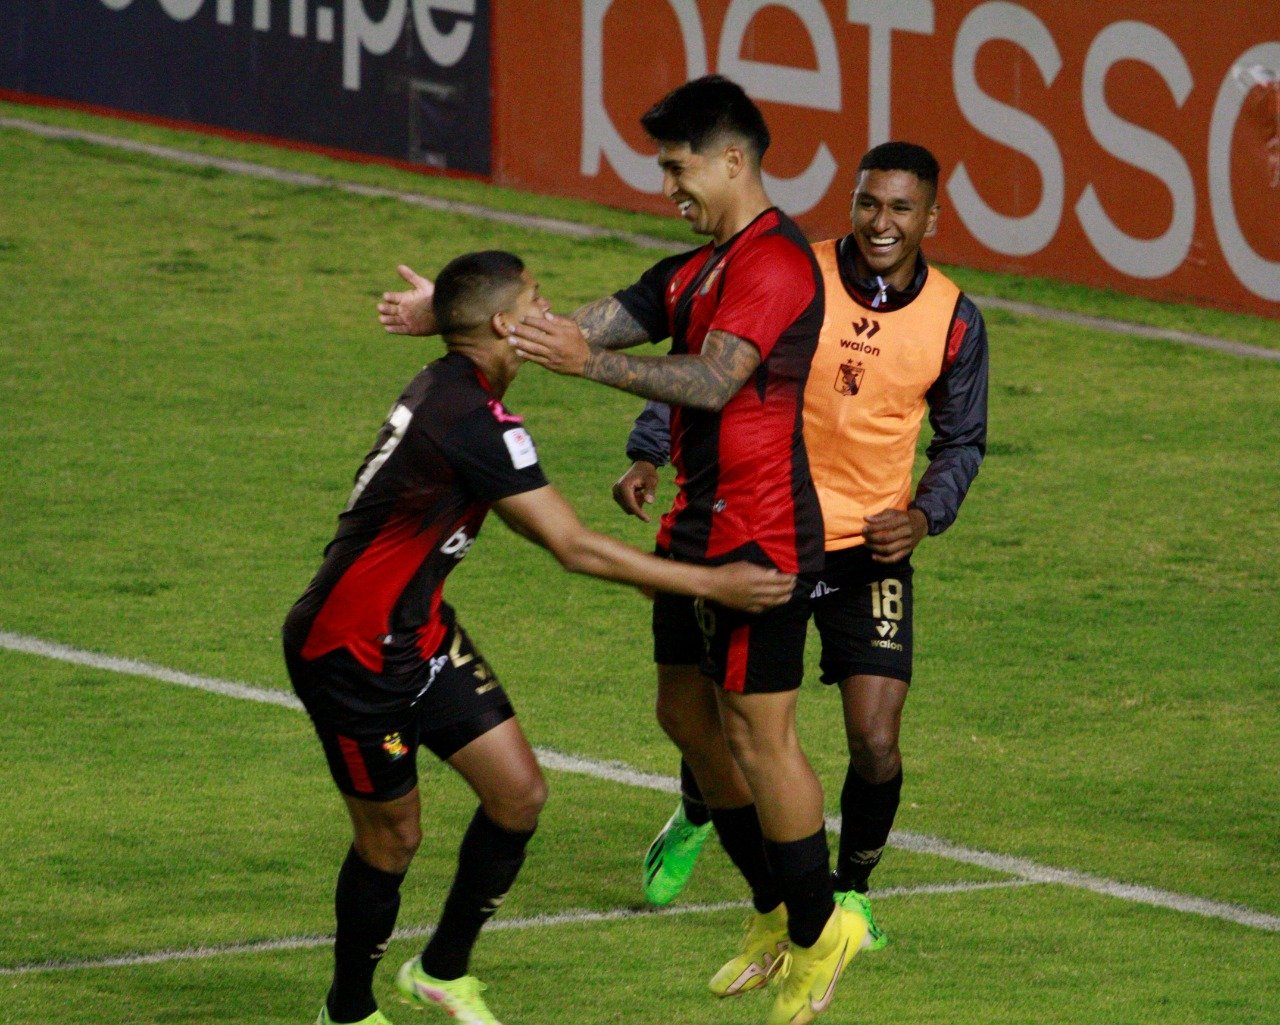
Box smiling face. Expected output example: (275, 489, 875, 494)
(657, 140, 736, 242)
(848, 168, 939, 291)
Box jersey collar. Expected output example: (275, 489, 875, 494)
(835, 237, 930, 311)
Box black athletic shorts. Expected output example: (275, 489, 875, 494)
(284, 617, 514, 801)
(810, 545, 914, 685)
(652, 580, 812, 694)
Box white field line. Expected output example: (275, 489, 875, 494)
(4, 629, 1278, 937)
(0, 880, 1037, 977)
(3, 114, 1278, 365)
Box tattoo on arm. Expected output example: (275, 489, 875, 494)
(572, 297, 651, 350)
(581, 331, 761, 410)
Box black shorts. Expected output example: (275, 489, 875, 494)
(284, 618, 514, 801)
(652, 582, 811, 694)
(810, 545, 914, 685)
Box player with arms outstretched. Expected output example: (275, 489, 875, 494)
(285, 250, 793, 1025)
(380, 77, 868, 1025)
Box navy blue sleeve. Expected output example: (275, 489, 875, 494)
(911, 295, 988, 535)
(625, 401, 671, 467)
(611, 251, 690, 344)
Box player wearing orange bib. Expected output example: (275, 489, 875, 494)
(620, 143, 989, 959)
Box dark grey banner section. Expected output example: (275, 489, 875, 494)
(0, 0, 491, 175)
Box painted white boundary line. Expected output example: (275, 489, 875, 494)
(0, 117, 680, 254)
(3, 114, 1278, 364)
(5, 629, 1277, 936)
(0, 880, 1037, 977)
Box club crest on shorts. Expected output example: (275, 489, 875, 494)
(382, 733, 408, 760)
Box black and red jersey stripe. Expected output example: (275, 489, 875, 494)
(614, 207, 825, 575)
(283, 352, 548, 674)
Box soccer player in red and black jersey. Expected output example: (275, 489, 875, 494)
(508, 76, 869, 1023)
(620, 143, 989, 953)
(380, 78, 867, 1025)
(285, 250, 794, 1025)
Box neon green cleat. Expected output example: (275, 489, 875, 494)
(765, 905, 866, 1025)
(642, 802, 714, 906)
(835, 889, 888, 951)
(316, 1007, 396, 1025)
(708, 903, 789, 997)
(395, 958, 502, 1025)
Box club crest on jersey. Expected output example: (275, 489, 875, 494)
(699, 260, 726, 295)
(382, 733, 408, 760)
(835, 359, 866, 396)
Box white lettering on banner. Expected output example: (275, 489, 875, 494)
(845, 0, 935, 149)
(1210, 42, 1280, 302)
(581, 0, 844, 215)
(157, 0, 203, 20)
(1076, 21, 1194, 280)
(412, 0, 476, 67)
(93, 0, 479, 91)
(949, 1, 1064, 257)
(344, 0, 406, 90)
(581, 0, 708, 190)
(215, 0, 269, 31)
(720, 0, 839, 211)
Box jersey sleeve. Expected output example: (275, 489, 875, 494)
(625, 401, 672, 466)
(708, 238, 815, 360)
(441, 405, 549, 503)
(912, 295, 988, 535)
(612, 252, 690, 343)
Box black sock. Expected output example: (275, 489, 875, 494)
(327, 846, 406, 1023)
(764, 829, 834, 948)
(679, 759, 711, 826)
(708, 803, 782, 914)
(835, 765, 902, 893)
(419, 808, 535, 981)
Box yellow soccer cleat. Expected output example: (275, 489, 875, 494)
(765, 905, 866, 1025)
(708, 904, 790, 997)
(316, 1007, 396, 1025)
(395, 958, 502, 1025)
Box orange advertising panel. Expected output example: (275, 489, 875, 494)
(492, 1, 1280, 319)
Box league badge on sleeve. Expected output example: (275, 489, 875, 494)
(503, 427, 538, 469)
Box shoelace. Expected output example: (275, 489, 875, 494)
(768, 950, 793, 988)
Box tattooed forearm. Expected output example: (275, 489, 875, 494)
(572, 297, 651, 350)
(581, 331, 761, 410)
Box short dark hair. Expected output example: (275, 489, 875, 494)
(433, 250, 526, 336)
(858, 142, 940, 201)
(640, 74, 770, 162)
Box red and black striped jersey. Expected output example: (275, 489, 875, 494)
(613, 207, 825, 575)
(283, 352, 548, 673)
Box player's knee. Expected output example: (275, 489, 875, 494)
(720, 717, 792, 776)
(485, 771, 547, 833)
(848, 724, 901, 778)
(356, 817, 422, 873)
(655, 696, 704, 751)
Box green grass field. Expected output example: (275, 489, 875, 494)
(1, 101, 1278, 1025)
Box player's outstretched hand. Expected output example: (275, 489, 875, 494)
(509, 311, 590, 375)
(863, 507, 928, 564)
(708, 563, 796, 614)
(613, 461, 659, 522)
(378, 264, 437, 336)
